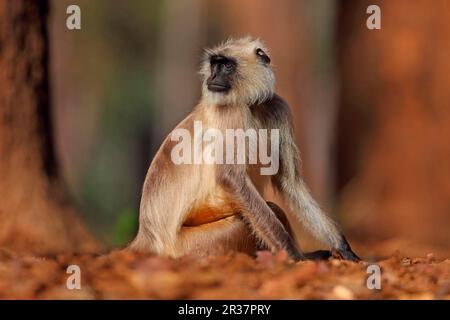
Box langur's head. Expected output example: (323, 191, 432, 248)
(200, 37, 275, 106)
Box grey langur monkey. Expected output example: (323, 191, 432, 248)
(130, 37, 360, 262)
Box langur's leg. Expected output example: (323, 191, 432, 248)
(273, 141, 360, 261)
(266, 201, 296, 238)
(252, 201, 297, 251)
(172, 201, 303, 259)
(264, 201, 338, 261)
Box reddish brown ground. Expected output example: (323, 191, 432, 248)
(0, 246, 448, 300)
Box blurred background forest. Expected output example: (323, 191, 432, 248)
(6, 0, 447, 256)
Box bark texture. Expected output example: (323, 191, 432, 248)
(0, 0, 97, 254)
(337, 0, 450, 247)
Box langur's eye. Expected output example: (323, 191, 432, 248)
(256, 48, 271, 64)
(224, 62, 234, 71)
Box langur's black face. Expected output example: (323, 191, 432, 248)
(206, 55, 237, 93)
(201, 38, 275, 105)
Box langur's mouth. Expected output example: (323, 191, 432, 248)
(207, 84, 231, 92)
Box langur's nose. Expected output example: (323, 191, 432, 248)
(210, 64, 222, 80)
(210, 68, 218, 80)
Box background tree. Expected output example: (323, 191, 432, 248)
(0, 0, 96, 254)
(337, 0, 450, 250)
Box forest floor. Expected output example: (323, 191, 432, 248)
(0, 243, 449, 300)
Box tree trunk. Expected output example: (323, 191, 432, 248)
(0, 0, 97, 254)
(337, 0, 450, 249)
(157, 0, 206, 146)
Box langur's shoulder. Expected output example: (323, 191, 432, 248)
(267, 94, 291, 113)
(254, 94, 293, 123)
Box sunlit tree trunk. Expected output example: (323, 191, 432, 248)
(0, 0, 97, 254)
(156, 0, 206, 144)
(337, 0, 450, 249)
